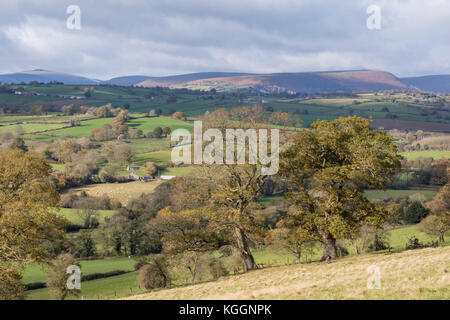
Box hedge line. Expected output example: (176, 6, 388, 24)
(25, 269, 129, 291)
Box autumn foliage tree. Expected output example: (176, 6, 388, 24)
(206, 164, 267, 272)
(420, 184, 450, 242)
(279, 117, 402, 260)
(0, 150, 66, 299)
(45, 253, 81, 300)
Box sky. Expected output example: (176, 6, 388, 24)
(0, 0, 449, 79)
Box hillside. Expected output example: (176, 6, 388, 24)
(136, 70, 409, 93)
(125, 246, 450, 300)
(0, 69, 98, 85)
(401, 75, 450, 93)
(3, 69, 450, 93)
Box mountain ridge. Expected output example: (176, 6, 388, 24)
(1, 69, 449, 93)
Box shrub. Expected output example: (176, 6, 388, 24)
(208, 258, 229, 280)
(404, 201, 430, 224)
(405, 236, 423, 250)
(45, 253, 81, 300)
(418, 213, 450, 243)
(336, 241, 349, 257)
(98, 166, 116, 183)
(72, 230, 97, 258)
(137, 257, 171, 290)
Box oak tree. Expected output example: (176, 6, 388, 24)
(279, 117, 402, 260)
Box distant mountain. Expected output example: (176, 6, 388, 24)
(102, 75, 153, 86)
(401, 75, 450, 93)
(0, 69, 98, 85)
(1, 69, 449, 93)
(135, 72, 252, 87)
(135, 70, 408, 93)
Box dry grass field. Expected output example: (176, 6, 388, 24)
(125, 246, 450, 300)
(71, 181, 163, 205)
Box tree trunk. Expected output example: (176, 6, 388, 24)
(439, 233, 444, 243)
(187, 266, 196, 283)
(322, 233, 337, 261)
(234, 227, 257, 272)
(295, 253, 301, 264)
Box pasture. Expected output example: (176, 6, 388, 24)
(261, 189, 438, 204)
(54, 208, 115, 225)
(364, 189, 437, 201)
(0, 122, 68, 134)
(401, 151, 450, 160)
(23, 257, 137, 285)
(125, 246, 450, 300)
(39, 117, 113, 138)
(69, 181, 163, 205)
(132, 150, 172, 165)
(127, 116, 193, 133)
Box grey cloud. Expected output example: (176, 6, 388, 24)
(0, 0, 449, 78)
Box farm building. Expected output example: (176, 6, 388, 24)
(160, 175, 176, 180)
(117, 134, 127, 140)
(129, 173, 153, 182)
(127, 165, 141, 171)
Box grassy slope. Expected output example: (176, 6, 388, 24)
(125, 246, 450, 300)
(24, 224, 449, 300)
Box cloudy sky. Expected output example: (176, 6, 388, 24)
(0, 0, 449, 79)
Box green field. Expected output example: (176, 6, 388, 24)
(20, 115, 194, 141)
(26, 271, 142, 300)
(4, 84, 450, 126)
(364, 189, 437, 201)
(127, 116, 193, 134)
(132, 150, 172, 165)
(261, 189, 437, 204)
(23, 257, 137, 285)
(54, 208, 115, 225)
(38, 117, 113, 138)
(0, 122, 68, 134)
(401, 151, 450, 160)
(128, 138, 172, 153)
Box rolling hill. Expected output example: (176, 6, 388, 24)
(2, 69, 450, 93)
(135, 70, 409, 93)
(124, 246, 450, 300)
(0, 69, 98, 85)
(401, 75, 450, 93)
